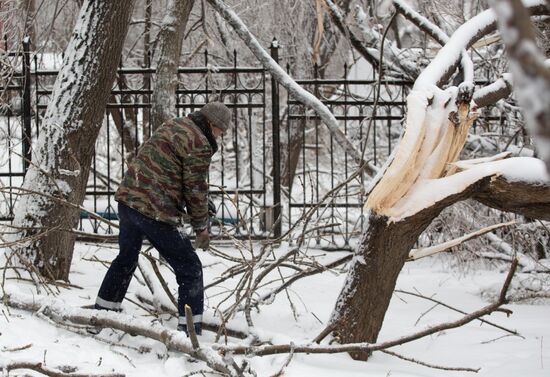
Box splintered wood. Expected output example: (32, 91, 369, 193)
(366, 89, 478, 217)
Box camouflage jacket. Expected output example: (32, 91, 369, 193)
(115, 117, 214, 230)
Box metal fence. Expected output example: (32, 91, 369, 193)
(0, 38, 522, 245)
(285, 68, 411, 248)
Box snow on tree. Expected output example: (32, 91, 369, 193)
(327, 0, 550, 359)
(9, 0, 136, 281)
(204, 0, 377, 176)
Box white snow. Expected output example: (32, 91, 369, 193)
(413, 0, 545, 91)
(388, 157, 549, 220)
(1, 242, 549, 376)
(473, 73, 513, 106)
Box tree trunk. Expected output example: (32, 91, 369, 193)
(109, 74, 140, 161)
(21, 0, 36, 50)
(11, 0, 135, 281)
(142, 0, 153, 140)
(330, 177, 490, 360)
(150, 0, 195, 130)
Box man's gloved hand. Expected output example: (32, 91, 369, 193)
(195, 229, 210, 250)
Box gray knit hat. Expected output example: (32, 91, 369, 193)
(199, 101, 232, 131)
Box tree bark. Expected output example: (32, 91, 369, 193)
(150, 0, 195, 130)
(11, 0, 135, 281)
(330, 177, 491, 360)
(20, 0, 36, 50)
(473, 176, 550, 221)
(331, 172, 550, 360)
(109, 74, 139, 161)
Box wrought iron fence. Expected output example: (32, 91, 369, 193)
(0, 38, 523, 245)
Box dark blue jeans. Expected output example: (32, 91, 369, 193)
(96, 203, 203, 328)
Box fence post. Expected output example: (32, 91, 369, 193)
(22, 37, 32, 173)
(270, 38, 282, 238)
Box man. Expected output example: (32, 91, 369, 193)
(95, 101, 231, 336)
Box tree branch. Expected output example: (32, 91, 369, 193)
(408, 220, 517, 260)
(393, 0, 474, 84)
(472, 176, 550, 221)
(0, 361, 125, 377)
(380, 349, 480, 373)
(215, 259, 518, 357)
(413, 0, 549, 90)
(322, 0, 380, 68)
(2, 291, 242, 376)
(204, 0, 374, 174)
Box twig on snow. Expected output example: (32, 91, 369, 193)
(380, 349, 480, 373)
(0, 360, 125, 377)
(215, 259, 519, 357)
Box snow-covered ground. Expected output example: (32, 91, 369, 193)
(1, 241, 549, 376)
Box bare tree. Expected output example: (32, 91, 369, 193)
(150, 0, 195, 130)
(10, 0, 136, 281)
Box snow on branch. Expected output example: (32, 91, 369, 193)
(408, 220, 516, 260)
(205, 0, 371, 173)
(393, 0, 474, 85)
(473, 73, 513, 107)
(491, 0, 550, 172)
(0, 360, 124, 377)
(393, 0, 449, 44)
(322, 0, 380, 69)
(1, 289, 244, 376)
(413, 0, 548, 91)
(388, 156, 549, 220)
(474, 59, 550, 108)
(351, 4, 420, 79)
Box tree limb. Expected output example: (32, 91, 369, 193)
(380, 349, 480, 373)
(204, 0, 374, 174)
(472, 176, 550, 221)
(214, 259, 519, 356)
(413, 0, 549, 90)
(1, 291, 243, 376)
(393, 0, 474, 84)
(394, 289, 521, 336)
(322, 0, 380, 68)
(0, 361, 125, 377)
(408, 220, 517, 260)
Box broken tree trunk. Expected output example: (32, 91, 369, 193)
(329, 3, 550, 359)
(330, 88, 550, 360)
